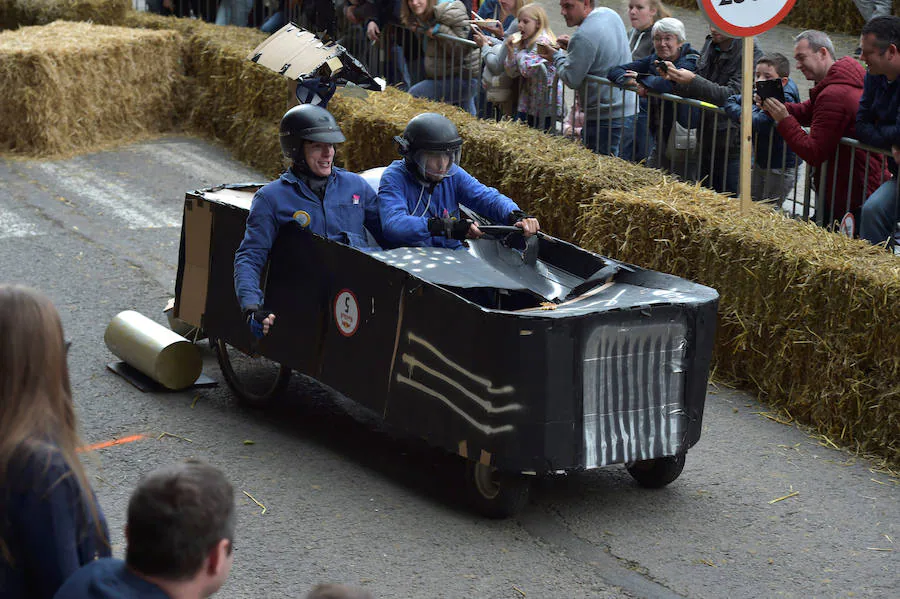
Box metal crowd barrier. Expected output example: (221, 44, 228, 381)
(130, 2, 897, 246)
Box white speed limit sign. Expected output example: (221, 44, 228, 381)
(696, 0, 797, 37)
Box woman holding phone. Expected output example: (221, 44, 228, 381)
(403, 0, 482, 115)
(607, 17, 700, 176)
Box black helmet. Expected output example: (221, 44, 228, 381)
(394, 113, 463, 182)
(279, 104, 346, 164)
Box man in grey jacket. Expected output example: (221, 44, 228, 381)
(538, 0, 636, 156)
(662, 25, 762, 196)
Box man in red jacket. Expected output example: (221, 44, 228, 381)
(762, 30, 887, 230)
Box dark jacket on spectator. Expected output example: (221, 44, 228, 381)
(675, 35, 762, 153)
(723, 78, 800, 170)
(777, 57, 888, 215)
(0, 443, 110, 599)
(856, 72, 900, 176)
(628, 26, 654, 60)
(608, 43, 700, 146)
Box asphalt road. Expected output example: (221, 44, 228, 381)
(1, 137, 897, 598)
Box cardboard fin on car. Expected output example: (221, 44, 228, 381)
(247, 22, 382, 91)
(248, 23, 343, 78)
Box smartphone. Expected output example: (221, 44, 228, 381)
(654, 60, 669, 74)
(755, 79, 786, 104)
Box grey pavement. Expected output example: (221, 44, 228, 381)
(2, 136, 897, 598)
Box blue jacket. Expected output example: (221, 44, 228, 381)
(1, 443, 110, 599)
(856, 72, 900, 175)
(377, 160, 519, 249)
(234, 167, 384, 311)
(608, 44, 701, 142)
(723, 78, 800, 169)
(54, 558, 169, 599)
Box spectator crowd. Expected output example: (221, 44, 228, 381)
(148, 0, 900, 242)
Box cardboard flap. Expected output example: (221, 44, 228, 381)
(248, 22, 342, 80)
(176, 197, 212, 328)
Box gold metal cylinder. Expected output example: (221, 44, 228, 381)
(104, 310, 202, 390)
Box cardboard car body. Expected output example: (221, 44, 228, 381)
(174, 169, 719, 476)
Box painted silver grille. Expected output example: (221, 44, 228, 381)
(582, 318, 688, 468)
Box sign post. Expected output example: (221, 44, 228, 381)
(695, 0, 796, 213)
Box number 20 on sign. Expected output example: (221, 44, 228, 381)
(696, 0, 796, 37)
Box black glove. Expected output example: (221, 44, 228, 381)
(243, 305, 270, 339)
(507, 209, 530, 225)
(427, 216, 471, 240)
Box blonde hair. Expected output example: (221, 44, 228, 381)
(401, 0, 437, 28)
(0, 285, 105, 562)
(651, 0, 672, 20)
(517, 3, 555, 49)
(631, 0, 672, 22)
(506, 0, 527, 19)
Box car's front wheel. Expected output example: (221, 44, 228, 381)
(212, 337, 291, 408)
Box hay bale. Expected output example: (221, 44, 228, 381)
(121, 13, 287, 176)
(329, 88, 664, 236)
(0, 0, 129, 30)
(0, 21, 183, 156)
(578, 183, 900, 464)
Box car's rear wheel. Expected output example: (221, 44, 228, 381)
(463, 461, 531, 519)
(626, 453, 686, 488)
(213, 337, 291, 408)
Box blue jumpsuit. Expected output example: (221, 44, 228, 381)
(234, 167, 383, 311)
(377, 160, 519, 249)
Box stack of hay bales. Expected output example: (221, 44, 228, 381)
(329, 89, 900, 465)
(0, 20, 183, 155)
(0, 0, 130, 30)
(180, 22, 285, 178)
(329, 88, 665, 236)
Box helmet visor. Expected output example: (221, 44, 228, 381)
(413, 148, 461, 181)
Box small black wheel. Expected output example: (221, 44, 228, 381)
(626, 453, 686, 488)
(463, 461, 531, 519)
(213, 337, 291, 408)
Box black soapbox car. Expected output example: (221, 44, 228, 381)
(173, 167, 719, 518)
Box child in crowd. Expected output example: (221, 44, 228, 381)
(724, 53, 801, 204)
(503, 3, 565, 131)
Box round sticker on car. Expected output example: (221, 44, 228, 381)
(334, 289, 359, 337)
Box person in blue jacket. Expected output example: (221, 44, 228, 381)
(377, 112, 539, 247)
(0, 285, 110, 599)
(723, 53, 801, 204)
(608, 17, 699, 178)
(234, 104, 385, 338)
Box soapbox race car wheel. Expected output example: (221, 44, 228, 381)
(463, 461, 531, 519)
(625, 453, 686, 489)
(213, 337, 291, 408)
